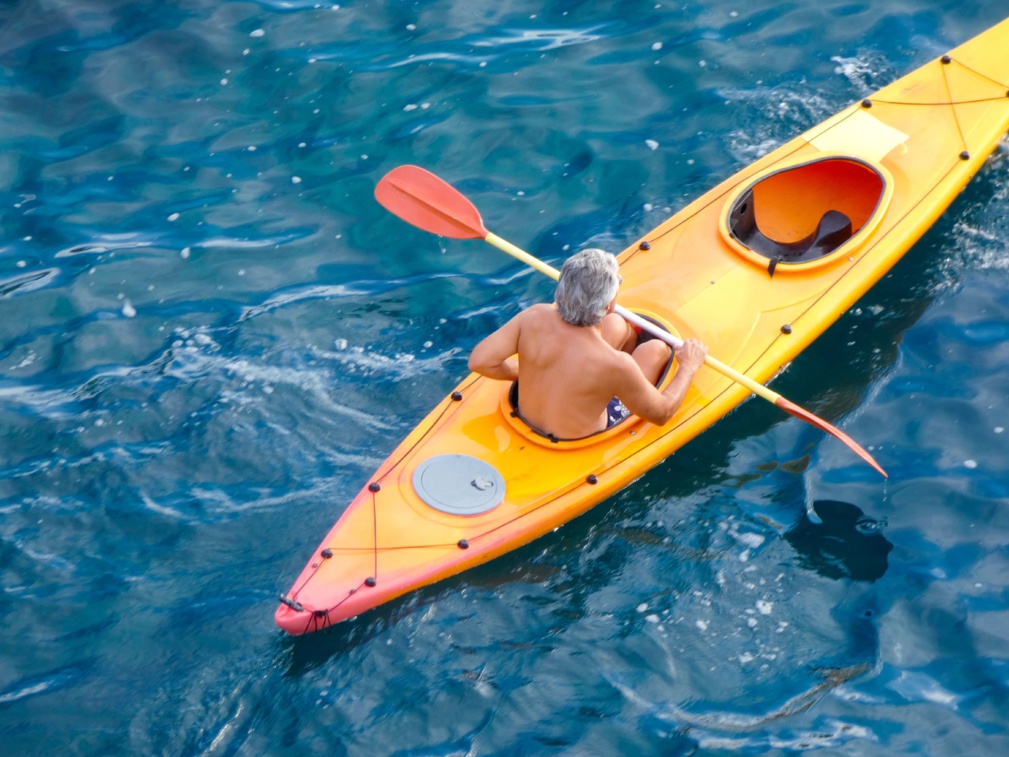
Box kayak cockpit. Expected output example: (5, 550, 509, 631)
(722, 155, 893, 273)
(498, 311, 681, 449)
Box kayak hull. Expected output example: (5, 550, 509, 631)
(277, 18, 1009, 634)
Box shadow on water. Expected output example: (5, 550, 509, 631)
(276, 549, 576, 676)
(786, 499, 893, 583)
(277, 606, 409, 677)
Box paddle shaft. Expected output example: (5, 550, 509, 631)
(485, 232, 560, 280)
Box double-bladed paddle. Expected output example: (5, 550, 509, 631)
(375, 164, 886, 477)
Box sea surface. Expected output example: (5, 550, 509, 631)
(1, 1, 1008, 754)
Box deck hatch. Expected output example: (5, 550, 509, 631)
(412, 454, 506, 515)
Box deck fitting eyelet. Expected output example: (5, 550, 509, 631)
(861, 99, 872, 109)
(321, 548, 333, 559)
(451, 391, 463, 401)
(960, 150, 970, 160)
(639, 241, 651, 251)
(941, 55, 952, 64)
(364, 577, 377, 587)
(457, 539, 469, 549)
(781, 324, 792, 335)
(586, 474, 598, 485)
(369, 482, 381, 493)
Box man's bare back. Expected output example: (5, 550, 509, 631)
(469, 302, 707, 439)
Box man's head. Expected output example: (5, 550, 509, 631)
(555, 248, 621, 326)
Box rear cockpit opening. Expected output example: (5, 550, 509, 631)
(726, 157, 887, 266)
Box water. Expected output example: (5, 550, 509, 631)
(2, 0, 1008, 754)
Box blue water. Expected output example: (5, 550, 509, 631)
(2, 0, 1009, 753)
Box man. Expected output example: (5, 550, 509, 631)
(468, 248, 708, 440)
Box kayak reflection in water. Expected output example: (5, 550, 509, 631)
(468, 248, 708, 440)
(786, 499, 893, 582)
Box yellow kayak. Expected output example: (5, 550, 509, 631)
(276, 17, 1009, 635)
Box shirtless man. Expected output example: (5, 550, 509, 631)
(468, 247, 708, 439)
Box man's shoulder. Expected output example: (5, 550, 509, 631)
(605, 348, 655, 391)
(524, 303, 556, 317)
(607, 347, 641, 373)
(516, 303, 559, 328)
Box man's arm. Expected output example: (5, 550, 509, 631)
(468, 311, 525, 381)
(615, 339, 707, 426)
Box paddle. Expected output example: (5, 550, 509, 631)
(375, 165, 887, 477)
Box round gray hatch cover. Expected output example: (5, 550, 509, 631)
(412, 454, 506, 515)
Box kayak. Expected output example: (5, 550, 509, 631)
(276, 17, 1009, 635)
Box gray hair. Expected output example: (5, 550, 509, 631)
(555, 248, 620, 326)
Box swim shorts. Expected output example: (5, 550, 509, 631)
(606, 397, 632, 428)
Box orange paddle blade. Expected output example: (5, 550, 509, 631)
(775, 396, 887, 477)
(375, 165, 488, 239)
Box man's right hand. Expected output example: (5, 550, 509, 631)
(675, 338, 708, 374)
